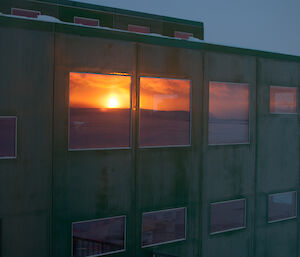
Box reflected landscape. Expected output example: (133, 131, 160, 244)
(139, 77, 190, 147)
(73, 217, 125, 257)
(210, 199, 245, 234)
(209, 82, 249, 145)
(268, 192, 297, 222)
(270, 86, 297, 114)
(0, 117, 16, 157)
(142, 208, 186, 247)
(69, 72, 131, 149)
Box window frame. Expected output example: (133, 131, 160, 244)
(209, 198, 247, 235)
(269, 86, 298, 115)
(141, 207, 187, 248)
(0, 116, 17, 159)
(138, 76, 192, 149)
(268, 191, 297, 224)
(208, 81, 251, 146)
(71, 215, 127, 257)
(68, 71, 133, 151)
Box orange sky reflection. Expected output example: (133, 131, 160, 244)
(69, 72, 131, 109)
(140, 77, 190, 111)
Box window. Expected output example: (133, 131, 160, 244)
(209, 82, 249, 145)
(0, 116, 17, 158)
(210, 199, 246, 234)
(139, 77, 191, 147)
(270, 86, 298, 114)
(72, 216, 126, 257)
(69, 72, 132, 150)
(142, 207, 186, 247)
(268, 191, 297, 223)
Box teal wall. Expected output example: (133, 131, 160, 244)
(0, 16, 300, 257)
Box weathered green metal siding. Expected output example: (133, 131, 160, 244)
(0, 26, 54, 257)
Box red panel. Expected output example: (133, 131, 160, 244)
(128, 24, 150, 34)
(74, 17, 99, 27)
(174, 31, 193, 40)
(11, 8, 40, 18)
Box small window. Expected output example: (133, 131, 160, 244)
(139, 77, 191, 147)
(270, 86, 298, 114)
(11, 8, 40, 18)
(210, 199, 246, 234)
(174, 31, 193, 40)
(268, 191, 297, 223)
(128, 24, 150, 33)
(74, 17, 99, 27)
(69, 72, 132, 150)
(72, 216, 126, 257)
(209, 82, 249, 145)
(142, 207, 186, 247)
(0, 116, 17, 159)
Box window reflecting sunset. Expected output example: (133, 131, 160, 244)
(209, 82, 249, 145)
(270, 86, 297, 114)
(139, 77, 190, 147)
(69, 72, 131, 149)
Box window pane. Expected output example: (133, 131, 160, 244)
(268, 191, 297, 223)
(209, 82, 249, 145)
(139, 77, 190, 147)
(69, 72, 131, 149)
(210, 199, 246, 234)
(142, 207, 186, 247)
(72, 216, 125, 257)
(270, 86, 297, 114)
(0, 117, 16, 158)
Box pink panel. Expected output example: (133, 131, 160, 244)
(174, 31, 193, 40)
(74, 17, 99, 27)
(128, 24, 150, 34)
(11, 8, 40, 18)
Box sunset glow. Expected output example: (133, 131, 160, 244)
(69, 72, 131, 109)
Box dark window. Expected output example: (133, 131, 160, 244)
(142, 207, 186, 247)
(270, 86, 297, 114)
(72, 216, 126, 257)
(268, 191, 297, 223)
(69, 72, 132, 150)
(210, 199, 246, 234)
(0, 117, 17, 158)
(209, 82, 249, 145)
(139, 77, 191, 147)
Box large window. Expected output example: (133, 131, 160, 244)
(142, 207, 186, 247)
(72, 216, 126, 257)
(139, 77, 191, 147)
(69, 72, 132, 150)
(0, 116, 17, 158)
(270, 86, 298, 114)
(209, 82, 249, 145)
(268, 191, 297, 223)
(210, 199, 246, 234)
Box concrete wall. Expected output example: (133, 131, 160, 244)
(0, 26, 54, 257)
(0, 20, 300, 257)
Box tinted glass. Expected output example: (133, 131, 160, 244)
(139, 77, 190, 147)
(0, 117, 16, 158)
(270, 86, 297, 114)
(268, 191, 297, 222)
(69, 72, 131, 149)
(209, 82, 249, 145)
(142, 208, 186, 247)
(210, 199, 246, 234)
(72, 216, 125, 257)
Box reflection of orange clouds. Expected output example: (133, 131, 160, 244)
(209, 82, 249, 119)
(140, 77, 190, 111)
(270, 86, 297, 113)
(69, 72, 131, 109)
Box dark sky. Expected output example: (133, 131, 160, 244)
(73, 0, 300, 56)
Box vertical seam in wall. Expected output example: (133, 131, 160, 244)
(133, 42, 139, 257)
(253, 56, 259, 257)
(50, 23, 56, 257)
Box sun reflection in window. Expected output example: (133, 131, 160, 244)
(69, 72, 131, 149)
